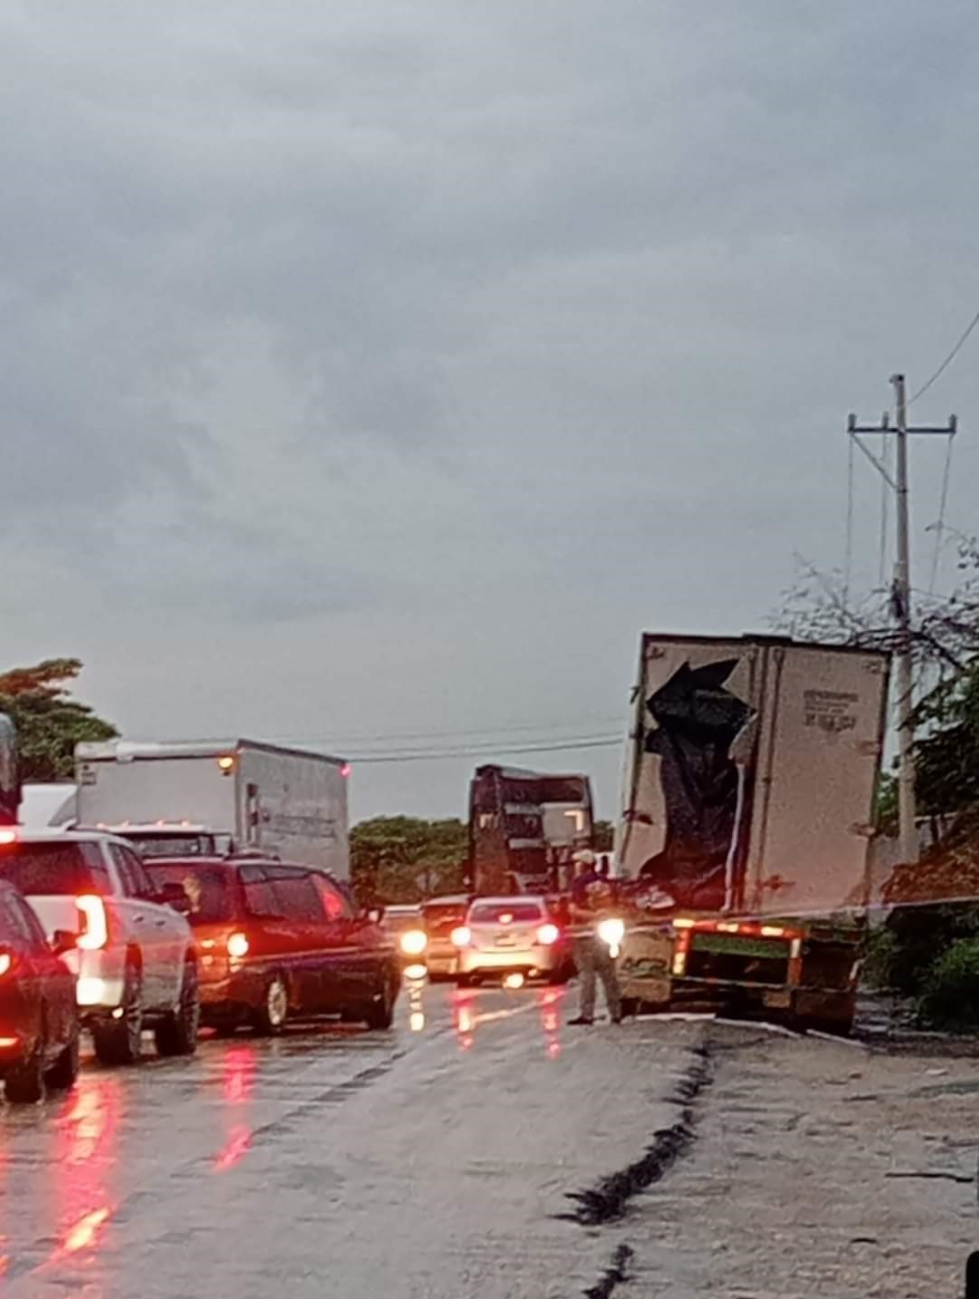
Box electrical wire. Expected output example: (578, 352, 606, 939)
(844, 432, 855, 608)
(274, 714, 624, 746)
(343, 735, 623, 765)
(877, 431, 891, 589)
(928, 433, 956, 594)
(909, 306, 979, 405)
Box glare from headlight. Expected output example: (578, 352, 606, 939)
(597, 917, 625, 955)
(399, 928, 428, 956)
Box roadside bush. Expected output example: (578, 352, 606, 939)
(862, 926, 900, 990)
(880, 903, 979, 996)
(917, 939, 979, 1030)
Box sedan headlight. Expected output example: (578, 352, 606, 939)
(399, 928, 428, 957)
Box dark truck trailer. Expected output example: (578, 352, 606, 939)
(615, 634, 889, 1033)
(468, 764, 595, 896)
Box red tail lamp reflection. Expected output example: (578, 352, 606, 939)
(213, 1045, 257, 1173)
(538, 986, 563, 1060)
(214, 1125, 253, 1173)
(50, 1074, 123, 1263)
(222, 1046, 257, 1105)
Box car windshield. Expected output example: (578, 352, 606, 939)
(0, 841, 105, 895)
(132, 835, 213, 858)
(144, 863, 234, 924)
(469, 902, 544, 924)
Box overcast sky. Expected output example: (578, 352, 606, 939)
(2, 0, 978, 822)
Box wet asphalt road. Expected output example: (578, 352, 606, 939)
(0, 981, 697, 1299)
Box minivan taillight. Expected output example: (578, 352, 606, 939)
(76, 895, 108, 951)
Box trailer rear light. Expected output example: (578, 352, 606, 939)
(717, 922, 740, 933)
(450, 926, 471, 948)
(226, 932, 250, 959)
(341, 764, 352, 779)
(0, 829, 16, 846)
(761, 925, 785, 938)
(672, 917, 694, 930)
(672, 952, 687, 976)
(536, 924, 560, 946)
(217, 755, 236, 774)
(790, 938, 802, 959)
(76, 896, 108, 951)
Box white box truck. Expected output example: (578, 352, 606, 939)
(615, 634, 889, 1032)
(74, 739, 350, 879)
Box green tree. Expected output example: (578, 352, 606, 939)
(350, 816, 468, 906)
(593, 819, 615, 852)
(0, 659, 118, 782)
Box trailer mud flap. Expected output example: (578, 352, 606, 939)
(618, 928, 673, 1008)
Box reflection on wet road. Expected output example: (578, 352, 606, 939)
(0, 981, 684, 1299)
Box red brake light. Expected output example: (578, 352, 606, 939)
(76, 895, 108, 951)
(0, 950, 14, 976)
(537, 923, 560, 946)
(227, 932, 249, 959)
(450, 926, 471, 948)
(0, 829, 16, 846)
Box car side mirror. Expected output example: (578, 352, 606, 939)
(51, 929, 77, 956)
(157, 882, 192, 914)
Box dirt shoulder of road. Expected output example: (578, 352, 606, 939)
(625, 1023, 979, 1298)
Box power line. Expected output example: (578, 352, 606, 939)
(276, 714, 623, 745)
(344, 735, 623, 765)
(844, 432, 855, 607)
(928, 432, 956, 594)
(877, 430, 891, 589)
(909, 306, 979, 405)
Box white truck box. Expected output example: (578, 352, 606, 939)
(74, 739, 349, 879)
(617, 634, 888, 918)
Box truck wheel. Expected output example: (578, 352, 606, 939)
(93, 962, 143, 1066)
(251, 976, 288, 1036)
(45, 1022, 80, 1091)
(155, 958, 201, 1057)
(364, 972, 397, 1030)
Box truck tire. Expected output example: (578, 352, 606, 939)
(251, 975, 288, 1036)
(93, 961, 143, 1066)
(155, 958, 201, 1057)
(45, 1022, 80, 1091)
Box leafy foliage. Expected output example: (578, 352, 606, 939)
(0, 659, 117, 782)
(593, 820, 614, 852)
(917, 938, 979, 1030)
(350, 816, 468, 906)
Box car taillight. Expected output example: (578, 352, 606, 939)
(450, 926, 471, 948)
(0, 950, 14, 976)
(536, 923, 560, 946)
(76, 895, 108, 951)
(227, 932, 250, 959)
(0, 829, 17, 846)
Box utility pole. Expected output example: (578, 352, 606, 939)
(847, 380, 957, 866)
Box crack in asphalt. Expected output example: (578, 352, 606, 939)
(583, 1243, 635, 1299)
(560, 1038, 713, 1228)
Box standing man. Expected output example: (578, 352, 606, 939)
(567, 850, 622, 1026)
